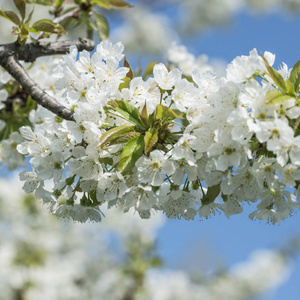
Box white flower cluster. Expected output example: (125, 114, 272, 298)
(16, 40, 300, 224)
(0, 57, 60, 170)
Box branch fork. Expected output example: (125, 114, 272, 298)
(0, 38, 95, 121)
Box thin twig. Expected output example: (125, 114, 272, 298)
(53, 7, 81, 24)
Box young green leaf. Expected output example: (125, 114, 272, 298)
(108, 0, 133, 8)
(19, 23, 29, 43)
(26, 0, 53, 5)
(25, 8, 34, 25)
(124, 56, 134, 79)
(265, 90, 293, 104)
(143, 62, 157, 79)
(206, 185, 221, 203)
(261, 54, 287, 93)
(109, 131, 141, 145)
(285, 79, 296, 97)
(119, 77, 131, 91)
(97, 125, 135, 147)
(94, 13, 109, 40)
(289, 60, 300, 93)
(0, 10, 21, 26)
(155, 104, 184, 121)
(108, 100, 146, 129)
(265, 90, 283, 103)
(81, 11, 96, 31)
(91, 0, 111, 9)
(99, 157, 114, 166)
(32, 19, 66, 34)
(118, 135, 145, 175)
(14, 0, 26, 20)
(55, 0, 65, 7)
(92, 0, 133, 9)
(144, 128, 158, 154)
(269, 94, 293, 105)
(140, 102, 148, 127)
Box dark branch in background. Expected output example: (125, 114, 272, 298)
(0, 39, 95, 121)
(0, 38, 95, 63)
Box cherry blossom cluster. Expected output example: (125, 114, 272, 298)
(16, 40, 300, 224)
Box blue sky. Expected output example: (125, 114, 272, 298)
(150, 9, 300, 300)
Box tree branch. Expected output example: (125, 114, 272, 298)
(0, 53, 75, 121)
(0, 38, 95, 62)
(0, 38, 95, 121)
(53, 7, 81, 24)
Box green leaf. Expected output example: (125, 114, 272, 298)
(99, 157, 113, 166)
(109, 131, 141, 145)
(144, 128, 158, 154)
(26, 0, 53, 5)
(32, 19, 66, 34)
(140, 102, 148, 127)
(19, 23, 29, 42)
(265, 90, 293, 104)
(97, 125, 135, 147)
(14, 0, 26, 20)
(55, 0, 65, 7)
(289, 60, 300, 93)
(155, 104, 184, 121)
(206, 185, 220, 203)
(124, 56, 134, 79)
(25, 7, 34, 25)
(81, 11, 96, 31)
(94, 13, 109, 40)
(148, 110, 156, 128)
(91, 0, 133, 9)
(270, 95, 293, 104)
(265, 90, 282, 103)
(143, 62, 157, 79)
(109, 0, 133, 8)
(0, 10, 21, 26)
(118, 135, 144, 175)
(91, 0, 111, 8)
(183, 75, 193, 83)
(119, 77, 131, 91)
(108, 100, 146, 129)
(28, 27, 40, 34)
(285, 79, 296, 97)
(261, 54, 287, 93)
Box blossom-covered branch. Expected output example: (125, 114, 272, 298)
(0, 38, 95, 121)
(13, 39, 300, 224)
(0, 53, 75, 121)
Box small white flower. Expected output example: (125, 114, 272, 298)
(255, 118, 294, 151)
(96, 40, 124, 61)
(171, 134, 196, 166)
(136, 150, 175, 186)
(19, 170, 40, 193)
(153, 63, 181, 90)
